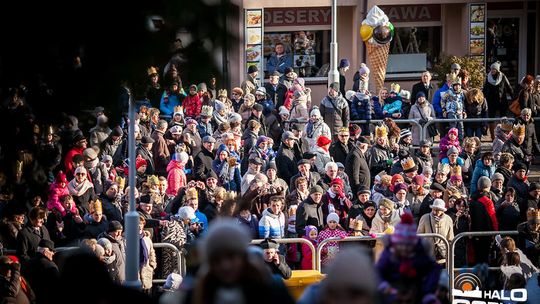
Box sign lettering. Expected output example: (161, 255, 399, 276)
(380, 4, 441, 22)
(264, 7, 331, 27)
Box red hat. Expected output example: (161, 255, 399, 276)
(330, 178, 344, 189)
(7, 256, 19, 263)
(412, 175, 425, 186)
(136, 156, 148, 170)
(391, 174, 404, 185)
(317, 136, 332, 147)
(55, 171, 68, 184)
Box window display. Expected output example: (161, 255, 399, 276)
(388, 26, 441, 73)
(263, 30, 330, 78)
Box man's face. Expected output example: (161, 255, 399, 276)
(269, 76, 279, 85)
(431, 190, 443, 199)
(530, 189, 540, 199)
(250, 163, 261, 173)
(187, 198, 199, 211)
(31, 216, 45, 228)
(206, 178, 217, 189)
(106, 186, 118, 198)
(92, 211, 103, 223)
(328, 87, 338, 98)
(338, 132, 349, 144)
(420, 146, 430, 155)
(109, 230, 122, 240)
(267, 169, 276, 181)
(203, 142, 215, 152)
(403, 136, 412, 144)
(284, 138, 294, 148)
(263, 248, 277, 262)
(326, 167, 338, 179)
(432, 208, 444, 217)
(159, 181, 167, 194)
(311, 192, 322, 203)
(359, 193, 369, 203)
(76, 139, 87, 149)
(140, 203, 152, 214)
(516, 135, 525, 145)
(250, 71, 259, 78)
(275, 44, 284, 55)
(422, 72, 431, 83)
(516, 169, 526, 179)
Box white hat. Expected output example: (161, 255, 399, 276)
(327, 212, 340, 224)
(169, 125, 182, 135)
(177, 206, 196, 220)
(430, 199, 447, 212)
(345, 90, 356, 101)
(310, 106, 321, 118)
(279, 106, 289, 116)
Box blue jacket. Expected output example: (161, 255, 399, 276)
(195, 210, 208, 233)
(350, 93, 372, 121)
(372, 96, 385, 119)
(470, 158, 496, 194)
(266, 54, 293, 75)
(159, 92, 183, 117)
(383, 97, 402, 116)
(432, 83, 449, 118)
(258, 98, 275, 116)
(258, 208, 285, 239)
(440, 157, 464, 167)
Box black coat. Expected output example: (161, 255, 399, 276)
(23, 253, 59, 304)
(264, 255, 292, 279)
(193, 148, 214, 181)
(275, 144, 298, 185)
(345, 146, 370, 195)
(245, 114, 268, 136)
(469, 192, 496, 232)
(136, 146, 155, 175)
(295, 196, 324, 235)
(329, 140, 353, 166)
(83, 218, 110, 239)
(264, 83, 287, 110)
(16, 224, 51, 263)
(411, 82, 434, 104)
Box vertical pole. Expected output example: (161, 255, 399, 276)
(328, 0, 340, 87)
(124, 88, 141, 289)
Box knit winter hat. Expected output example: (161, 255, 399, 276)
(256, 135, 269, 146)
(490, 61, 501, 72)
(416, 91, 426, 100)
(412, 175, 425, 186)
(97, 238, 113, 252)
(310, 106, 321, 118)
(391, 174, 405, 186)
(448, 128, 459, 137)
(304, 225, 318, 237)
(56, 171, 68, 184)
(199, 219, 250, 262)
(215, 101, 226, 112)
(358, 63, 370, 75)
(477, 176, 492, 191)
(491, 173, 504, 182)
(393, 183, 408, 194)
(345, 90, 356, 102)
(317, 136, 332, 147)
(330, 178, 344, 190)
(327, 212, 340, 224)
(447, 146, 459, 156)
(391, 213, 418, 245)
(177, 206, 196, 221)
(399, 129, 412, 140)
(339, 58, 350, 69)
(310, 185, 324, 195)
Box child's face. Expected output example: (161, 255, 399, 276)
(239, 210, 250, 219)
(309, 230, 318, 240)
(328, 221, 338, 229)
(137, 165, 147, 174)
(449, 133, 457, 141)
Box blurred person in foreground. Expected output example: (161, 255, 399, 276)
(298, 247, 377, 304)
(161, 219, 294, 304)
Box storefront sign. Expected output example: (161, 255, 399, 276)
(245, 9, 264, 86)
(468, 3, 486, 66)
(264, 7, 331, 27)
(380, 5, 441, 22)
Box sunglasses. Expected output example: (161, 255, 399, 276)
(76, 173, 86, 176)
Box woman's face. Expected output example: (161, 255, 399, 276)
(448, 198, 456, 208)
(379, 206, 390, 216)
(417, 96, 426, 104)
(364, 207, 376, 218)
(219, 151, 228, 161)
(449, 153, 457, 162)
(465, 143, 476, 154)
(421, 146, 430, 155)
(483, 157, 493, 166)
(310, 114, 319, 123)
(75, 172, 86, 183)
(380, 90, 389, 99)
(298, 182, 308, 192)
(490, 68, 498, 75)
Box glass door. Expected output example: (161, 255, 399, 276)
(486, 17, 520, 86)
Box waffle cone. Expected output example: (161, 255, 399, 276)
(366, 42, 390, 93)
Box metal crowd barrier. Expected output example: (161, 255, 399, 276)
(448, 230, 518, 301)
(315, 233, 450, 272)
(251, 238, 317, 270)
(152, 243, 185, 284)
(350, 119, 423, 133)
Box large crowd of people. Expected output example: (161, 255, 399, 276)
(0, 38, 540, 303)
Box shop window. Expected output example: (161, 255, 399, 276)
(263, 30, 330, 79)
(387, 26, 442, 74)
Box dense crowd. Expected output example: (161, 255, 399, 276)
(0, 42, 540, 303)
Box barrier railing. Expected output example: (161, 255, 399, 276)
(251, 238, 317, 271)
(448, 230, 518, 301)
(315, 233, 450, 272)
(152, 243, 184, 284)
(350, 119, 423, 133)
(421, 117, 516, 142)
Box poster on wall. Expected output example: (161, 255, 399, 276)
(468, 4, 486, 66)
(245, 9, 264, 87)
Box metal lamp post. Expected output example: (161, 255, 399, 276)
(123, 89, 141, 289)
(328, 0, 340, 87)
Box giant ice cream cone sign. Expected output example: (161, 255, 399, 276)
(361, 6, 394, 93)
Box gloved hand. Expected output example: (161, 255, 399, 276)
(386, 159, 393, 166)
(337, 190, 346, 199)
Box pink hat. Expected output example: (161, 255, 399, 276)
(391, 213, 418, 245)
(448, 128, 458, 136)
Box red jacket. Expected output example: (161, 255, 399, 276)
(64, 147, 85, 178)
(183, 94, 201, 118)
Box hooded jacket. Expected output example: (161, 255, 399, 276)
(166, 159, 186, 196)
(258, 208, 285, 239)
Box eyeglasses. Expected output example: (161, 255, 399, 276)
(338, 134, 349, 137)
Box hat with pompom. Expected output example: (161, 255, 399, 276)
(391, 212, 418, 245)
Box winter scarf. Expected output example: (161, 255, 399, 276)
(68, 178, 94, 197)
(306, 119, 322, 138)
(487, 72, 503, 86)
(213, 111, 228, 126)
(478, 195, 499, 231)
(103, 253, 117, 265)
